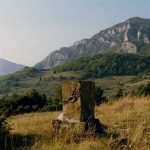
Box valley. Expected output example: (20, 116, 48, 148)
(0, 16, 150, 150)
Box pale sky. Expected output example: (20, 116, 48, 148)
(0, 0, 150, 66)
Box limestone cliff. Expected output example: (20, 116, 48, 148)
(35, 17, 150, 69)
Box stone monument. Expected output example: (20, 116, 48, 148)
(62, 80, 95, 122)
(52, 80, 104, 134)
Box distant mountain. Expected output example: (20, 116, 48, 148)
(0, 58, 25, 76)
(35, 17, 150, 69)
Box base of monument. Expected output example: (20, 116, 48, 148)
(93, 119, 106, 135)
(52, 118, 106, 136)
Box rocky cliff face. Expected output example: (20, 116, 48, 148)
(0, 58, 25, 76)
(35, 17, 150, 69)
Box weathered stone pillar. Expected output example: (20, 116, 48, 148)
(62, 81, 95, 122)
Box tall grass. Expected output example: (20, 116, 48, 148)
(96, 96, 150, 149)
(8, 96, 150, 149)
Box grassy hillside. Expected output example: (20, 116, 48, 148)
(0, 67, 149, 100)
(0, 67, 79, 98)
(0, 67, 41, 95)
(8, 96, 150, 150)
(0, 52, 150, 100)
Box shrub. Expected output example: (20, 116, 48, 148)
(0, 90, 47, 115)
(95, 87, 107, 105)
(132, 83, 150, 96)
(114, 88, 123, 99)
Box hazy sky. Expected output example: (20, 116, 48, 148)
(0, 0, 150, 66)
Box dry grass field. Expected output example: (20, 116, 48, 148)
(8, 96, 150, 150)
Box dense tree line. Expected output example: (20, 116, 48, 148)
(54, 53, 150, 79)
(0, 89, 62, 116)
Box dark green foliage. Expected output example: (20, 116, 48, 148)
(132, 83, 150, 96)
(44, 99, 62, 111)
(113, 88, 123, 99)
(53, 70, 57, 74)
(0, 89, 63, 116)
(0, 90, 47, 116)
(54, 53, 150, 79)
(0, 115, 8, 134)
(44, 85, 63, 111)
(0, 115, 10, 150)
(95, 87, 107, 105)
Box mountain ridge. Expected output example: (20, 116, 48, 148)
(35, 17, 150, 69)
(0, 58, 25, 76)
